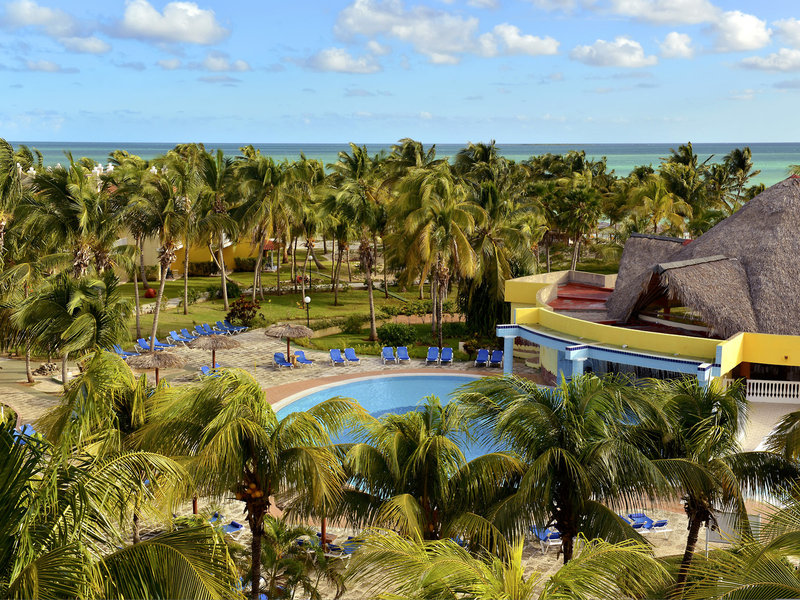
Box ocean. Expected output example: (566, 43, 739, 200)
(10, 141, 800, 186)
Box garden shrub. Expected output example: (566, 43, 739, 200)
(188, 261, 217, 277)
(204, 280, 242, 300)
(234, 257, 258, 272)
(376, 322, 417, 347)
(226, 297, 261, 326)
(441, 322, 468, 339)
(342, 314, 366, 335)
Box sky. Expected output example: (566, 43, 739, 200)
(1, 0, 800, 144)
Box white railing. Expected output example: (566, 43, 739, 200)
(746, 379, 800, 403)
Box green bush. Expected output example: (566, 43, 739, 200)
(204, 280, 242, 300)
(234, 257, 258, 272)
(188, 261, 217, 277)
(441, 322, 469, 339)
(309, 316, 348, 331)
(376, 322, 417, 347)
(226, 297, 261, 326)
(179, 287, 203, 308)
(342, 314, 366, 335)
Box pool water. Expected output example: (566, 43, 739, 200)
(276, 374, 501, 459)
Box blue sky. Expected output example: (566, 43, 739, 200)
(1, 0, 800, 143)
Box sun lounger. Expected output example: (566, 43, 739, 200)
(381, 346, 397, 364)
(396, 346, 411, 363)
(532, 528, 562, 554)
(221, 520, 244, 538)
(330, 348, 346, 366)
(274, 352, 293, 369)
(216, 320, 238, 334)
(136, 337, 173, 351)
(168, 330, 193, 345)
(209, 511, 222, 524)
(474, 348, 489, 367)
(294, 350, 313, 365)
(200, 366, 222, 377)
(181, 328, 199, 341)
(112, 344, 139, 359)
(646, 519, 672, 539)
(340, 539, 361, 557)
(426, 347, 439, 365)
(628, 513, 654, 529)
(194, 325, 213, 337)
(489, 350, 503, 368)
(439, 347, 453, 365)
(224, 319, 247, 332)
(344, 348, 360, 364)
(203, 323, 227, 336)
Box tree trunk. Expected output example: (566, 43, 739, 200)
(25, 342, 33, 384)
(333, 245, 343, 306)
(383, 239, 388, 298)
(139, 238, 149, 288)
(323, 237, 327, 255)
(546, 242, 551, 273)
(149, 266, 169, 351)
(249, 507, 265, 600)
(365, 265, 377, 341)
(310, 244, 325, 270)
(133, 510, 141, 545)
(301, 240, 310, 300)
(61, 352, 69, 389)
(133, 258, 142, 338)
(430, 276, 437, 337)
(276, 244, 282, 295)
(675, 514, 704, 597)
(182, 237, 190, 315)
(570, 237, 581, 271)
(437, 283, 444, 350)
(252, 234, 266, 302)
(561, 531, 574, 563)
(346, 246, 352, 282)
(218, 232, 229, 311)
(291, 236, 298, 293)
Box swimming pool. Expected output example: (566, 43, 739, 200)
(275, 374, 481, 418)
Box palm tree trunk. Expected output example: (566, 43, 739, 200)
(133, 261, 142, 338)
(25, 342, 33, 384)
(276, 244, 282, 295)
(218, 232, 229, 311)
(561, 531, 574, 563)
(301, 241, 310, 300)
(182, 237, 190, 315)
(323, 237, 327, 254)
(346, 245, 352, 282)
(291, 236, 298, 293)
(149, 266, 169, 351)
(252, 234, 266, 302)
(139, 238, 149, 288)
(61, 352, 69, 389)
(437, 282, 444, 350)
(310, 244, 324, 270)
(382, 239, 388, 298)
(675, 514, 704, 597)
(430, 276, 437, 336)
(570, 237, 581, 271)
(546, 241, 551, 273)
(249, 507, 265, 600)
(332, 245, 343, 305)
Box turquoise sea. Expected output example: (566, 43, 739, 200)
(11, 141, 800, 186)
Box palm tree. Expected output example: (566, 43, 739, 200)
(197, 149, 238, 311)
(136, 369, 360, 600)
(637, 378, 797, 596)
(330, 396, 524, 549)
(347, 529, 670, 600)
(458, 374, 669, 563)
(0, 139, 35, 268)
(631, 174, 692, 235)
(723, 146, 760, 211)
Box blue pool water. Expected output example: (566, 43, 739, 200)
(276, 374, 500, 459)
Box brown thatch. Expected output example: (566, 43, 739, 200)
(265, 323, 314, 356)
(189, 335, 241, 351)
(126, 351, 187, 370)
(607, 176, 800, 335)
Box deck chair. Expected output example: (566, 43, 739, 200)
(221, 520, 244, 538)
(194, 325, 213, 337)
(330, 348, 346, 366)
(224, 319, 247, 332)
(274, 353, 293, 369)
(112, 344, 139, 358)
(439, 347, 453, 365)
(203, 323, 227, 336)
(216, 320, 238, 334)
(426, 347, 439, 365)
(396, 346, 411, 363)
(168, 330, 192, 345)
(474, 348, 489, 367)
(381, 346, 397, 364)
(489, 350, 503, 368)
(647, 519, 672, 539)
(344, 347, 360, 364)
(294, 350, 314, 365)
(181, 328, 199, 341)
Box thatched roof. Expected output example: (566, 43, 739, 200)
(607, 176, 800, 336)
(265, 323, 313, 340)
(127, 351, 187, 370)
(189, 334, 241, 351)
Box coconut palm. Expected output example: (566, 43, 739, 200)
(347, 529, 670, 600)
(0, 139, 36, 268)
(136, 369, 361, 600)
(458, 374, 669, 563)
(723, 146, 760, 210)
(329, 395, 524, 550)
(631, 174, 692, 235)
(637, 378, 797, 596)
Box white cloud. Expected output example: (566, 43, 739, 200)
(118, 0, 228, 44)
(3, 0, 76, 36)
(570, 36, 657, 67)
(741, 48, 800, 72)
(419, 111, 432, 119)
(481, 24, 559, 56)
(202, 52, 250, 72)
(468, 0, 497, 6)
(366, 40, 391, 55)
(307, 47, 381, 73)
(606, 0, 717, 25)
(731, 88, 756, 101)
(157, 58, 181, 70)
(660, 32, 693, 58)
(774, 18, 800, 49)
(25, 59, 74, 72)
(60, 36, 110, 54)
(529, 0, 579, 10)
(712, 10, 771, 52)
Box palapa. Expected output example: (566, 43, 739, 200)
(265, 323, 313, 356)
(127, 351, 186, 385)
(189, 334, 240, 368)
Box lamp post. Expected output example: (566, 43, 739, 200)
(304, 296, 311, 327)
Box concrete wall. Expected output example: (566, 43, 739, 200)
(505, 270, 617, 309)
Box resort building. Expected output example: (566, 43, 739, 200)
(498, 176, 800, 403)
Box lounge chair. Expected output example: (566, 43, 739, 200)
(426, 347, 439, 365)
(112, 344, 139, 359)
(224, 319, 248, 332)
(330, 348, 346, 366)
(340, 539, 361, 557)
(294, 350, 314, 365)
(203, 323, 227, 336)
(489, 350, 503, 368)
(534, 528, 562, 554)
(181, 328, 199, 341)
(209, 511, 222, 524)
(168, 330, 193, 345)
(474, 348, 489, 367)
(194, 325, 213, 337)
(646, 519, 672, 539)
(274, 352, 293, 369)
(200, 366, 222, 377)
(618, 514, 632, 525)
(344, 348, 360, 364)
(136, 337, 172, 352)
(215, 320, 238, 334)
(381, 346, 397, 364)
(439, 347, 453, 365)
(628, 513, 654, 529)
(396, 346, 411, 363)
(221, 520, 244, 538)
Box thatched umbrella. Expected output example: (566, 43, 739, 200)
(189, 334, 240, 367)
(127, 351, 186, 385)
(265, 323, 313, 357)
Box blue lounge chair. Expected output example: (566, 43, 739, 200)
(294, 350, 313, 365)
(200, 366, 222, 377)
(340, 539, 361, 557)
(396, 346, 411, 363)
(344, 348, 360, 364)
(330, 349, 346, 366)
(194, 325, 213, 337)
(168, 330, 193, 345)
(216, 320, 239, 334)
(618, 514, 632, 525)
(489, 350, 503, 368)
(136, 337, 172, 351)
(646, 519, 672, 539)
(381, 346, 397, 364)
(440, 347, 453, 365)
(209, 511, 222, 524)
(274, 353, 293, 369)
(474, 348, 489, 367)
(224, 319, 247, 332)
(112, 344, 139, 358)
(203, 323, 227, 336)
(221, 520, 244, 538)
(426, 347, 439, 365)
(152, 336, 177, 348)
(541, 530, 561, 554)
(181, 328, 199, 341)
